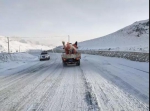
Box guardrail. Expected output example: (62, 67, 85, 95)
(53, 48, 149, 62)
(79, 50, 149, 62)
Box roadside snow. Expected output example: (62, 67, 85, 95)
(0, 52, 39, 75)
(82, 54, 149, 104)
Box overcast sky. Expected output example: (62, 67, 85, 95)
(0, 0, 149, 45)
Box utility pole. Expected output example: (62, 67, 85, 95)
(7, 37, 10, 53)
(68, 35, 70, 43)
(19, 45, 21, 52)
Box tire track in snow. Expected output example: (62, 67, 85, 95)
(0, 60, 56, 103)
(0, 61, 47, 81)
(0, 59, 58, 111)
(68, 67, 87, 111)
(43, 66, 88, 111)
(32, 65, 65, 111)
(12, 62, 63, 111)
(94, 61, 149, 104)
(118, 63, 149, 74)
(0, 61, 53, 90)
(79, 67, 100, 111)
(0, 55, 59, 91)
(81, 58, 149, 111)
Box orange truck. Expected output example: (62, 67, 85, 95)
(61, 41, 81, 66)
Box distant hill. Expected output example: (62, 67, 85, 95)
(0, 36, 51, 53)
(79, 19, 149, 52)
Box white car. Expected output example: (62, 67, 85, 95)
(40, 51, 50, 61)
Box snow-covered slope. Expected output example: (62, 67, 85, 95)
(0, 36, 51, 53)
(79, 19, 149, 52)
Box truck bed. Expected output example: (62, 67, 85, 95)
(61, 53, 81, 59)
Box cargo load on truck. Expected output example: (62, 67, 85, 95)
(61, 41, 81, 66)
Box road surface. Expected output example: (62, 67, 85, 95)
(0, 53, 149, 111)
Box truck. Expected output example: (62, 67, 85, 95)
(61, 41, 81, 66)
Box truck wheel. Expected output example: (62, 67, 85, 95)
(63, 62, 67, 67)
(76, 61, 80, 66)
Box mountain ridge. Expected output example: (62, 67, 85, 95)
(78, 19, 149, 52)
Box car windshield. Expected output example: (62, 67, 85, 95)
(41, 53, 47, 55)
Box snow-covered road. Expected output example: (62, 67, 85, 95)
(0, 53, 149, 111)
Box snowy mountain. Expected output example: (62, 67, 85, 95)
(79, 19, 149, 52)
(0, 36, 51, 53)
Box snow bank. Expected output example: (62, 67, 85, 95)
(0, 52, 38, 63)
